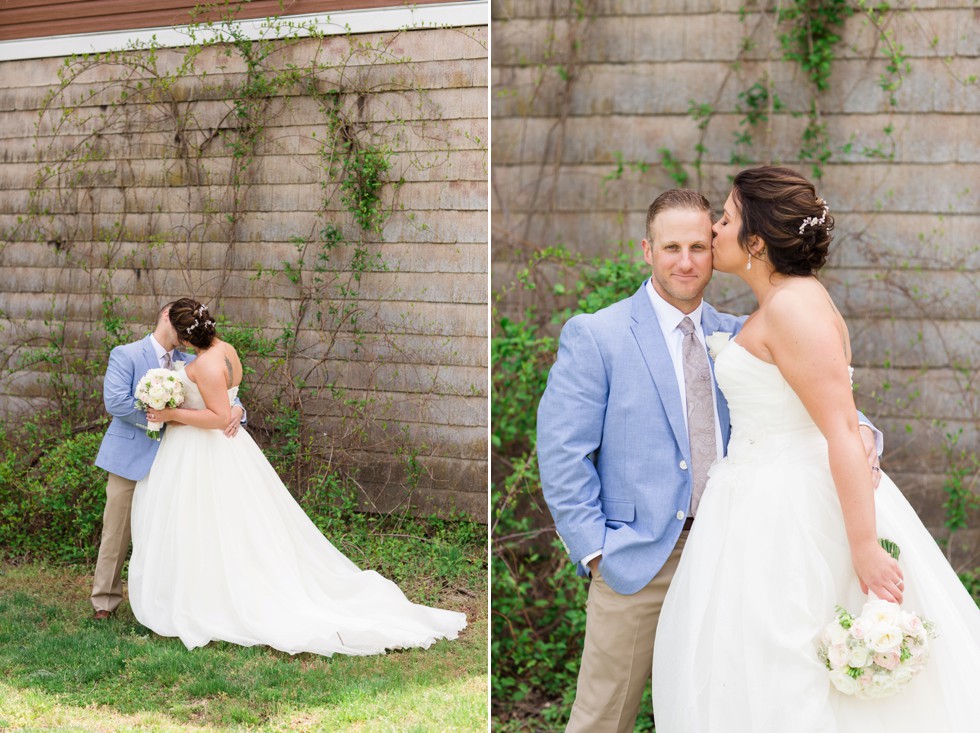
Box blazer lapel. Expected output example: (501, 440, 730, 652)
(141, 335, 159, 375)
(629, 285, 689, 457)
(701, 306, 732, 452)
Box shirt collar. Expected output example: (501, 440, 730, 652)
(149, 334, 172, 362)
(645, 279, 704, 334)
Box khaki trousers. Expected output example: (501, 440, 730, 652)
(90, 472, 137, 612)
(565, 533, 687, 733)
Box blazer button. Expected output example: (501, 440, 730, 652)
(676, 511, 685, 521)
(679, 460, 688, 470)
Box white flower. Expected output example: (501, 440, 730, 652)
(861, 598, 901, 626)
(827, 643, 849, 668)
(705, 331, 733, 359)
(846, 644, 872, 668)
(907, 636, 930, 658)
(173, 359, 186, 369)
(818, 600, 935, 700)
(866, 623, 904, 653)
(830, 669, 861, 695)
(900, 611, 924, 635)
(849, 617, 871, 641)
(824, 621, 849, 647)
(133, 367, 185, 440)
(893, 665, 916, 686)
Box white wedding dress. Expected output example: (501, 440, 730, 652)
(129, 367, 466, 656)
(652, 340, 980, 732)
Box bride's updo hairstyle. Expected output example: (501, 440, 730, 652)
(732, 166, 834, 276)
(169, 298, 217, 350)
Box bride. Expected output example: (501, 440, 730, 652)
(129, 298, 466, 656)
(651, 167, 980, 731)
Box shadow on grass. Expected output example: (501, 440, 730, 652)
(0, 564, 487, 731)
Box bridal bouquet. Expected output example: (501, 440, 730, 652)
(134, 368, 184, 440)
(817, 541, 936, 699)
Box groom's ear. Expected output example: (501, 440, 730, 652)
(641, 238, 655, 267)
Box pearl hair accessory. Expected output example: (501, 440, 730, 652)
(184, 318, 214, 335)
(184, 304, 214, 335)
(799, 201, 830, 234)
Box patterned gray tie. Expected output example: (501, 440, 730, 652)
(162, 351, 173, 370)
(679, 316, 717, 516)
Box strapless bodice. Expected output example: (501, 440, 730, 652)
(177, 367, 239, 411)
(714, 340, 828, 462)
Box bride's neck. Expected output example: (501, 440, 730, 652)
(747, 268, 813, 311)
(737, 263, 773, 303)
(185, 337, 221, 353)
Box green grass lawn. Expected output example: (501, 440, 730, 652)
(0, 563, 487, 732)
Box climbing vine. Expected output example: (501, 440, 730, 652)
(492, 2, 980, 728)
(3, 6, 487, 513)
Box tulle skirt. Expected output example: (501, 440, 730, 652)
(652, 439, 980, 732)
(129, 424, 466, 656)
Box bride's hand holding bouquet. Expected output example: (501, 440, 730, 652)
(852, 539, 904, 605)
(819, 539, 937, 700)
(134, 368, 184, 440)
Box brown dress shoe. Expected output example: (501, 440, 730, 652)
(93, 610, 112, 620)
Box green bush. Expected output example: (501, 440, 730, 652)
(491, 248, 649, 729)
(0, 432, 106, 563)
(959, 570, 980, 605)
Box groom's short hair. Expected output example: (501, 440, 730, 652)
(646, 189, 711, 241)
(157, 301, 178, 321)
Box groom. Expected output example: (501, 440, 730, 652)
(90, 301, 244, 619)
(537, 189, 882, 732)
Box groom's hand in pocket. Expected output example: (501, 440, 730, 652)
(858, 425, 881, 490)
(588, 555, 601, 575)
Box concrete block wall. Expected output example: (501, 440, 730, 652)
(0, 25, 488, 518)
(492, 2, 980, 559)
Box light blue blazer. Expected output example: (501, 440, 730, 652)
(537, 283, 745, 595)
(93, 335, 209, 481)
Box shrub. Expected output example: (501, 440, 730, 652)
(0, 432, 106, 563)
(491, 247, 648, 728)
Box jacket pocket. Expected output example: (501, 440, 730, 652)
(106, 424, 136, 440)
(600, 497, 635, 523)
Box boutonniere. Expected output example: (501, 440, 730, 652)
(173, 360, 186, 369)
(705, 331, 734, 359)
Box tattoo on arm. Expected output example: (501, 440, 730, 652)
(224, 356, 234, 388)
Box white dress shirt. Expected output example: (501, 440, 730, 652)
(644, 279, 724, 460)
(149, 334, 175, 369)
(582, 282, 723, 573)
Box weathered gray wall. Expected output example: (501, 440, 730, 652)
(492, 1, 980, 559)
(0, 25, 488, 518)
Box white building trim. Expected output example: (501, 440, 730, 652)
(0, 1, 487, 62)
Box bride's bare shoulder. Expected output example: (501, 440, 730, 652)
(222, 341, 241, 361)
(767, 278, 832, 312)
(763, 278, 839, 331)
(187, 348, 223, 374)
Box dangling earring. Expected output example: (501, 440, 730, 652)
(746, 253, 752, 271)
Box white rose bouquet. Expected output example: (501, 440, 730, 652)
(134, 368, 184, 440)
(817, 540, 936, 699)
